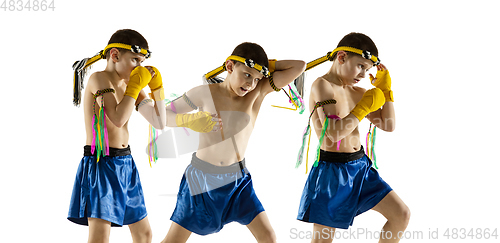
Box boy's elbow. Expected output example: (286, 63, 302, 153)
(299, 60, 306, 71)
(152, 123, 165, 130)
(295, 60, 306, 73)
(148, 114, 166, 130)
(386, 124, 395, 132)
(385, 119, 396, 132)
(380, 122, 395, 132)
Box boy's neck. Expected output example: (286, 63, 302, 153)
(219, 76, 242, 99)
(104, 63, 127, 86)
(323, 63, 346, 88)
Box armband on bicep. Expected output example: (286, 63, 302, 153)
(91, 88, 115, 161)
(268, 73, 280, 92)
(93, 88, 115, 110)
(136, 99, 153, 111)
(313, 99, 337, 110)
(182, 93, 199, 110)
(296, 98, 338, 172)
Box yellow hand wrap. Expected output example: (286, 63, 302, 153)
(147, 66, 163, 92)
(370, 69, 393, 102)
(147, 66, 164, 101)
(149, 88, 165, 101)
(125, 66, 152, 99)
(351, 88, 385, 121)
(268, 59, 277, 73)
(175, 111, 216, 133)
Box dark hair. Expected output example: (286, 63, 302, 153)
(106, 29, 149, 58)
(230, 42, 269, 68)
(335, 32, 378, 59)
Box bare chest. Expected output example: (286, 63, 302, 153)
(210, 96, 254, 136)
(312, 86, 363, 119)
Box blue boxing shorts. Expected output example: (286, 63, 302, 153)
(170, 153, 265, 235)
(297, 147, 392, 229)
(68, 146, 147, 227)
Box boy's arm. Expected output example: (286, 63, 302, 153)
(165, 85, 221, 132)
(136, 66, 167, 130)
(366, 64, 396, 132)
(89, 73, 136, 128)
(366, 101, 395, 132)
(313, 79, 360, 142)
(136, 89, 167, 130)
(260, 60, 306, 95)
(315, 81, 385, 142)
(165, 98, 193, 127)
(165, 86, 202, 127)
(91, 66, 152, 128)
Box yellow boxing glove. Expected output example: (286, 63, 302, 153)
(369, 69, 394, 102)
(350, 88, 385, 121)
(176, 111, 216, 133)
(124, 66, 152, 100)
(146, 66, 164, 101)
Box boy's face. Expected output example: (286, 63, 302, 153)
(340, 53, 373, 86)
(113, 49, 146, 80)
(228, 61, 265, 96)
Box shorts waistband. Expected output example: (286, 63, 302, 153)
(83, 145, 131, 157)
(191, 153, 246, 174)
(319, 146, 365, 163)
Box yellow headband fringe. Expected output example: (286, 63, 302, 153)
(304, 46, 380, 72)
(72, 43, 151, 106)
(203, 55, 269, 83)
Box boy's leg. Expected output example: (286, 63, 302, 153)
(311, 223, 336, 243)
(88, 218, 111, 243)
(160, 222, 192, 243)
(371, 191, 411, 243)
(246, 211, 277, 243)
(128, 216, 153, 243)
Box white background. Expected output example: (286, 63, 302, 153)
(1, 0, 499, 242)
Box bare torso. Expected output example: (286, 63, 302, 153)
(83, 71, 140, 149)
(194, 83, 265, 166)
(310, 77, 366, 153)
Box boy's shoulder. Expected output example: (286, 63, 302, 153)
(187, 83, 212, 96)
(87, 71, 116, 94)
(311, 77, 335, 95)
(312, 77, 367, 92)
(184, 83, 213, 108)
(311, 77, 368, 102)
(312, 76, 330, 87)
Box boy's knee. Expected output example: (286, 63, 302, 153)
(144, 229, 153, 242)
(142, 229, 153, 243)
(132, 228, 152, 243)
(398, 205, 411, 227)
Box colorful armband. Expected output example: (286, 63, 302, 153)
(182, 93, 198, 110)
(136, 99, 153, 111)
(91, 88, 115, 162)
(296, 99, 337, 173)
(268, 74, 281, 92)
